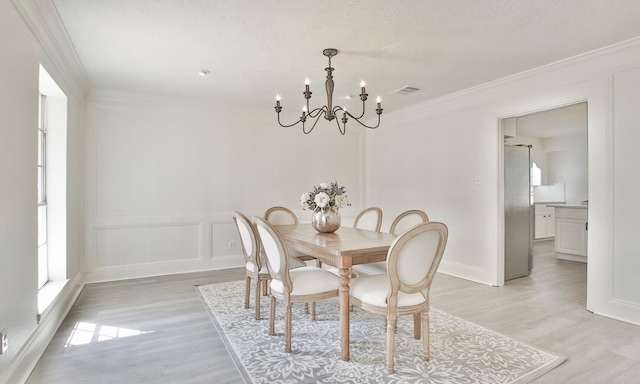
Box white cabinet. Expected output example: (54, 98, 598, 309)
(534, 204, 555, 239)
(552, 206, 588, 262)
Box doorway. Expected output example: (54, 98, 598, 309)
(503, 102, 588, 281)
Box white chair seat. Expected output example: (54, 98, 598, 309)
(350, 274, 427, 308)
(270, 266, 339, 295)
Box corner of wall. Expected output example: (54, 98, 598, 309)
(0, 272, 84, 384)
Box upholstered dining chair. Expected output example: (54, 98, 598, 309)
(353, 209, 429, 276)
(349, 221, 448, 374)
(265, 206, 319, 266)
(353, 207, 383, 232)
(253, 217, 340, 353)
(232, 211, 305, 320)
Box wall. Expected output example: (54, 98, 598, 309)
(83, 91, 366, 282)
(547, 148, 588, 204)
(1, 1, 86, 382)
(0, 1, 40, 376)
(367, 38, 640, 325)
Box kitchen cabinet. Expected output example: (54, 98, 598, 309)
(534, 204, 555, 239)
(549, 205, 588, 262)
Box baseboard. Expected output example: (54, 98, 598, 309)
(0, 272, 84, 384)
(83, 255, 245, 283)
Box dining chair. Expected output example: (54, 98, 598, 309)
(353, 209, 429, 276)
(349, 221, 448, 374)
(232, 211, 305, 320)
(353, 207, 383, 232)
(253, 217, 340, 353)
(265, 206, 319, 266)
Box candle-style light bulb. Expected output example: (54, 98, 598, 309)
(305, 78, 310, 93)
(343, 108, 347, 118)
(376, 96, 381, 109)
(276, 95, 281, 108)
(360, 81, 366, 94)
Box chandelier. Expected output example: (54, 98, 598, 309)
(274, 48, 383, 135)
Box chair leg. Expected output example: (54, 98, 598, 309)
(285, 302, 292, 353)
(254, 279, 262, 320)
(386, 316, 397, 374)
(269, 296, 276, 336)
(244, 276, 251, 309)
(310, 302, 316, 321)
(304, 303, 309, 314)
(422, 311, 430, 361)
(383, 316, 398, 333)
(413, 312, 421, 339)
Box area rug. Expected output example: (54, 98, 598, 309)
(197, 281, 565, 384)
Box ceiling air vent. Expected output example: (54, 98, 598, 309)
(392, 86, 421, 95)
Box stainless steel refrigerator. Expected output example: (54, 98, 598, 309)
(504, 144, 532, 280)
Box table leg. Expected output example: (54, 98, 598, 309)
(338, 267, 350, 361)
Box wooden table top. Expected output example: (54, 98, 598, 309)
(275, 223, 396, 266)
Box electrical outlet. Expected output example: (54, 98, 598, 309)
(0, 329, 7, 354)
(228, 241, 235, 250)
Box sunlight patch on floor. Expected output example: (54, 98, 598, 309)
(65, 321, 153, 347)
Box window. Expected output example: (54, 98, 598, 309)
(37, 64, 68, 318)
(38, 94, 48, 289)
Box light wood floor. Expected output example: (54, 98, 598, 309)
(27, 240, 640, 383)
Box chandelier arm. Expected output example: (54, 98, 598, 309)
(277, 113, 303, 128)
(354, 99, 367, 119)
(307, 106, 325, 119)
(303, 111, 324, 134)
(334, 116, 347, 135)
(349, 113, 382, 130)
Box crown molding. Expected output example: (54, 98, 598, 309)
(379, 35, 640, 129)
(12, 0, 90, 101)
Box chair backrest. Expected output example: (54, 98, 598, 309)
(389, 210, 429, 235)
(386, 222, 448, 305)
(264, 206, 299, 225)
(232, 211, 261, 269)
(353, 207, 383, 232)
(254, 217, 291, 289)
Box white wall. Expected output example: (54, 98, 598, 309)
(1, 1, 86, 382)
(367, 38, 640, 325)
(0, 1, 40, 376)
(83, 91, 367, 282)
(547, 148, 588, 204)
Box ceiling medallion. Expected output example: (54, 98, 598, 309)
(274, 48, 383, 135)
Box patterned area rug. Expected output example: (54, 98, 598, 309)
(197, 281, 565, 384)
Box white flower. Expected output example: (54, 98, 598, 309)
(335, 194, 349, 209)
(300, 193, 310, 209)
(301, 181, 350, 212)
(314, 192, 330, 208)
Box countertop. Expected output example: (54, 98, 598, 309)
(547, 203, 588, 209)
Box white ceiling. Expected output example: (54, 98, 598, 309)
(52, 0, 640, 117)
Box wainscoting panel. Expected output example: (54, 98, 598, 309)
(210, 222, 241, 259)
(95, 223, 202, 268)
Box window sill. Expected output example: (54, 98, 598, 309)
(37, 279, 69, 323)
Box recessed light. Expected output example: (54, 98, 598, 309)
(198, 69, 211, 76)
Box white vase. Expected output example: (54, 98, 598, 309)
(311, 207, 341, 233)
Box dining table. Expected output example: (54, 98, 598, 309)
(275, 223, 396, 361)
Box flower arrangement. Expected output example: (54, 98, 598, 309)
(300, 181, 350, 212)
